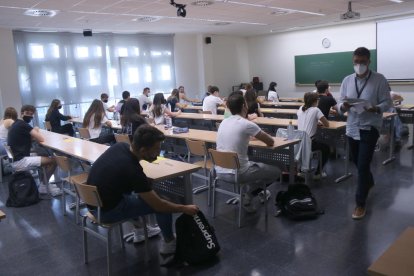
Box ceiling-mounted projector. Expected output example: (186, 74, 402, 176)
(340, 1, 360, 20)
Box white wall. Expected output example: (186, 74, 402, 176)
(0, 28, 22, 113)
(174, 34, 250, 98)
(247, 20, 414, 102)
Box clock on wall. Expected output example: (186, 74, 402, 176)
(322, 38, 331, 48)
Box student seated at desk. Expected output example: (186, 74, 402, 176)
(45, 99, 75, 137)
(8, 105, 60, 196)
(317, 80, 338, 118)
(245, 89, 263, 119)
(202, 86, 225, 115)
(149, 93, 181, 125)
(0, 107, 18, 155)
(217, 93, 281, 213)
(87, 125, 199, 254)
(115, 90, 130, 115)
(297, 92, 330, 179)
(178, 85, 201, 105)
(267, 82, 279, 102)
(120, 98, 147, 141)
(167, 89, 186, 112)
(83, 99, 115, 145)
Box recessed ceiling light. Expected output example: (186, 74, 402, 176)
(389, 0, 404, 3)
(135, 16, 161, 23)
(270, 10, 290, 16)
(24, 9, 57, 17)
(191, 1, 214, 7)
(214, 22, 231, 26)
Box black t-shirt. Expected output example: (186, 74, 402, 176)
(46, 109, 71, 131)
(7, 119, 33, 161)
(167, 97, 179, 112)
(317, 95, 337, 118)
(87, 143, 152, 211)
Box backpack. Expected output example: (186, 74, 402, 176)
(6, 171, 40, 207)
(175, 211, 220, 265)
(275, 184, 323, 220)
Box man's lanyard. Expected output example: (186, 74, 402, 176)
(355, 71, 372, 99)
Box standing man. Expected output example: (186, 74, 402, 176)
(8, 105, 60, 196)
(87, 125, 198, 254)
(101, 93, 115, 118)
(338, 47, 392, 220)
(202, 86, 225, 115)
(138, 87, 152, 111)
(216, 93, 280, 212)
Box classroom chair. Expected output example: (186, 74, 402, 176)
(185, 139, 213, 201)
(73, 181, 149, 276)
(54, 154, 89, 224)
(78, 128, 91, 140)
(44, 121, 52, 131)
(208, 148, 268, 228)
(114, 133, 131, 145)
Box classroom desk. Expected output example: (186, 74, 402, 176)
(154, 125, 300, 184)
(279, 97, 303, 102)
(0, 210, 5, 221)
(261, 101, 303, 108)
(38, 129, 200, 204)
(396, 105, 414, 149)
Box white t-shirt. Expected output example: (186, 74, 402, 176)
(267, 91, 279, 102)
(216, 115, 261, 174)
(138, 94, 152, 111)
(88, 114, 108, 139)
(202, 95, 223, 115)
(149, 104, 167, 125)
(297, 106, 324, 138)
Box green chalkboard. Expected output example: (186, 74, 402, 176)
(295, 50, 377, 85)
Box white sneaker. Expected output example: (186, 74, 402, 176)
(38, 184, 62, 196)
(124, 225, 161, 243)
(258, 190, 271, 204)
(159, 238, 176, 255)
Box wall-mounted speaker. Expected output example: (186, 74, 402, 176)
(205, 37, 211, 44)
(83, 29, 92, 37)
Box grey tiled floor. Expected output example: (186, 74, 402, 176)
(1, 138, 413, 275)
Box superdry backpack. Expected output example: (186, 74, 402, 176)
(175, 211, 220, 265)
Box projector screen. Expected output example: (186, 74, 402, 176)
(377, 17, 414, 81)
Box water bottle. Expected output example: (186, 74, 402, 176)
(165, 116, 172, 129)
(287, 120, 294, 140)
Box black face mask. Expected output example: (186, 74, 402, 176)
(103, 99, 108, 103)
(23, 116, 33, 123)
(58, 106, 62, 109)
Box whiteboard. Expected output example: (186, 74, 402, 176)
(377, 17, 414, 80)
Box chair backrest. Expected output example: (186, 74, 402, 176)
(54, 154, 71, 174)
(114, 133, 131, 145)
(78, 128, 91, 139)
(198, 110, 212, 114)
(276, 128, 311, 171)
(73, 182, 103, 208)
(208, 149, 240, 170)
(185, 139, 207, 157)
(44, 121, 52, 131)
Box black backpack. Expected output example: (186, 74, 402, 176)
(6, 171, 40, 207)
(275, 184, 323, 220)
(175, 211, 220, 265)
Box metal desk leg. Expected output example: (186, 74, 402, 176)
(289, 144, 295, 184)
(408, 123, 414, 150)
(383, 116, 396, 165)
(335, 137, 352, 183)
(183, 173, 194, 204)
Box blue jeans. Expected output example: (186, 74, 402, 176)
(97, 194, 174, 240)
(348, 128, 379, 207)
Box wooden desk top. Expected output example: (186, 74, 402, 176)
(39, 129, 200, 181)
(261, 101, 303, 107)
(279, 97, 303, 102)
(39, 129, 109, 163)
(141, 159, 200, 182)
(0, 210, 5, 220)
(260, 108, 298, 115)
(155, 125, 300, 150)
(396, 104, 414, 110)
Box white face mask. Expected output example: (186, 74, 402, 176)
(354, 64, 368, 75)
